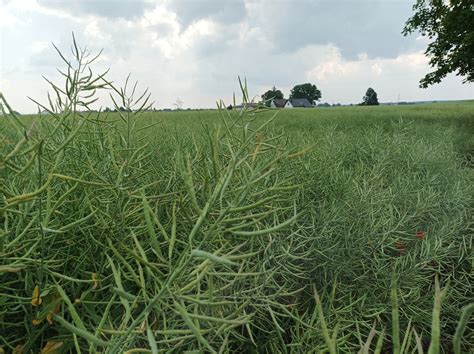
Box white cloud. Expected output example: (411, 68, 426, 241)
(0, 6, 23, 27)
(84, 20, 111, 41)
(306, 50, 473, 104)
(31, 41, 50, 52)
(308, 51, 428, 83)
(0, 78, 9, 92)
(371, 63, 382, 76)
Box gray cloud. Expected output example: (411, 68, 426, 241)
(37, 0, 422, 60)
(38, 0, 156, 19)
(165, 0, 423, 60)
(246, 0, 422, 59)
(167, 0, 246, 27)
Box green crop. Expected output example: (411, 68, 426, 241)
(1, 35, 473, 353)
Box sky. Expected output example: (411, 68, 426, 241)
(0, 0, 472, 113)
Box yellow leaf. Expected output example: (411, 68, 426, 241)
(47, 303, 61, 325)
(92, 272, 99, 289)
(252, 142, 262, 161)
(46, 313, 53, 325)
(41, 341, 63, 354)
(13, 344, 23, 354)
(32, 318, 43, 326)
(31, 285, 42, 306)
(288, 146, 312, 159)
(139, 320, 146, 333)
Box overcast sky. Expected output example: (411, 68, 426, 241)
(1, 0, 472, 113)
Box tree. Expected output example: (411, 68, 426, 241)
(289, 83, 321, 103)
(261, 86, 284, 106)
(173, 97, 184, 110)
(361, 88, 379, 106)
(403, 0, 474, 88)
(317, 102, 331, 107)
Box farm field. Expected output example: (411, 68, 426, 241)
(1, 100, 473, 353)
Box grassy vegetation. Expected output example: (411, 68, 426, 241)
(1, 41, 473, 353)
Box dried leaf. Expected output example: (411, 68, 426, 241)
(31, 285, 42, 306)
(47, 303, 61, 325)
(41, 341, 63, 354)
(92, 272, 99, 289)
(32, 318, 43, 326)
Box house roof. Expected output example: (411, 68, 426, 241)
(289, 98, 313, 107)
(271, 99, 288, 108)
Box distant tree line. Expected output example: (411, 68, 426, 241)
(104, 107, 132, 113)
(261, 83, 380, 107)
(261, 83, 322, 106)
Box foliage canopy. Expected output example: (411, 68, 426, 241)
(403, 0, 474, 87)
(289, 83, 322, 103)
(362, 87, 379, 106)
(261, 86, 284, 106)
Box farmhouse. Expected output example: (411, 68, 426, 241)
(270, 98, 314, 108)
(288, 98, 313, 108)
(270, 99, 288, 108)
